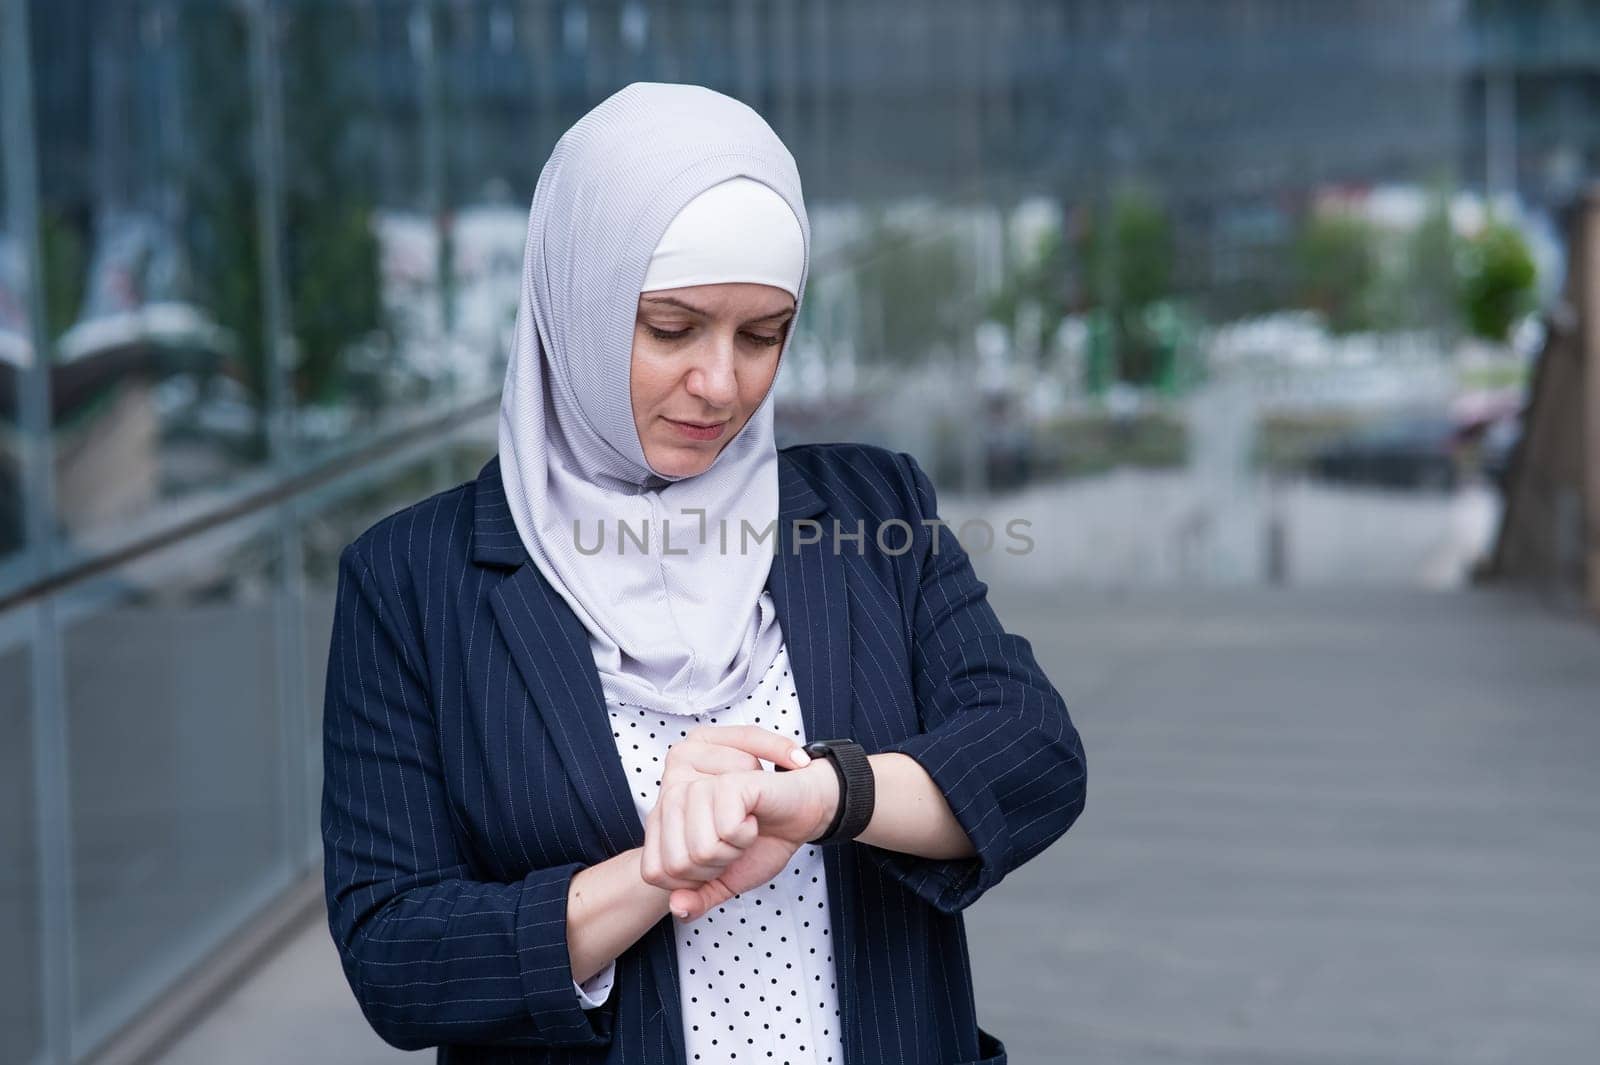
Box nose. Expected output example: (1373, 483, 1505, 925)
(683, 338, 739, 408)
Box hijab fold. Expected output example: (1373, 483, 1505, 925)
(497, 82, 812, 718)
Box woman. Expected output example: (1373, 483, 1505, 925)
(322, 82, 1086, 1065)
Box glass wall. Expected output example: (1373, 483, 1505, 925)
(31, 2, 269, 557)
(62, 524, 286, 1043)
(1, 1, 30, 572)
(8, 3, 519, 1059)
(1, 5, 47, 1062)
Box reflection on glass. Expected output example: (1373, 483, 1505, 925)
(62, 526, 286, 1042)
(278, 2, 521, 456)
(277, 2, 401, 452)
(0, 44, 26, 567)
(35, 2, 267, 552)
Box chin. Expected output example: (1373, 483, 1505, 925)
(647, 446, 717, 479)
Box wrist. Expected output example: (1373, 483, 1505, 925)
(624, 846, 675, 918)
(799, 760, 842, 842)
(797, 740, 875, 844)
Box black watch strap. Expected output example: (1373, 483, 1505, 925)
(789, 739, 875, 844)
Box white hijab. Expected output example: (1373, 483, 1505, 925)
(497, 82, 812, 718)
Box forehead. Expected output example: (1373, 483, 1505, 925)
(638, 283, 795, 317)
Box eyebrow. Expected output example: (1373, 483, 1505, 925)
(639, 295, 796, 323)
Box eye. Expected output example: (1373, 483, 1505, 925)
(643, 323, 691, 342)
(741, 331, 785, 347)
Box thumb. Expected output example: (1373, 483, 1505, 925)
(672, 879, 734, 922)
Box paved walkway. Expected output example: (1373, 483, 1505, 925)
(150, 584, 1600, 1065)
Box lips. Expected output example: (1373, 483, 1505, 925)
(669, 418, 727, 430)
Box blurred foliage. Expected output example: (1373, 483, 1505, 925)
(280, 3, 388, 408)
(1080, 191, 1175, 310)
(1293, 185, 1538, 343)
(174, 1, 386, 454)
(1292, 212, 1381, 334)
(1077, 190, 1177, 386)
(39, 207, 86, 341)
(986, 224, 1069, 356)
(1400, 190, 1461, 336)
(1458, 218, 1538, 343)
(175, 5, 268, 457)
(1458, 359, 1531, 390)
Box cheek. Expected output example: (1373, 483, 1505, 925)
(629, 350, 672, 418)
(741, 354, 780, 409)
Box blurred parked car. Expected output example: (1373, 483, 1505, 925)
(1307, 413, 1465, 493)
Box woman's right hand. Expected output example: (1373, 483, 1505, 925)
(638, 725, 812, 910)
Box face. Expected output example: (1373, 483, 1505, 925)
(631, 282, 796, 478)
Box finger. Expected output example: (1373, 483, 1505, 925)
(714, 775, 760, 850)
(666, 741, 766, 780)
(689, 724, 811, 770)
(673, 878, 735, 923)
(686, 778, 744, 871)
(661, 783, 708, 885)
(669, 887, 700, 921)
(645, 791, 701, 891)
(640, 802, 665, 889)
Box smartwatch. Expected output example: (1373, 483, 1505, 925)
(776, 738, 876, 844)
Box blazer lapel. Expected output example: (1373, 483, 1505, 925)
(475, 457, 645, 857)
(488, 565, 647, 854)
(765, 452, 853, 747)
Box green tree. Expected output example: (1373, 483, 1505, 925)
(1076, 189, 1176, 385)
(175, 0, 385, 454)
(1458, 219, 1537, 342)
(177, 6, 265, 422)
(39, 207, 87, 341)
(986, 221, 1069, 350)
(1292, 212, 1380, 334)
(280, 3, 386, 408)
(1401, 190, 1462, 336)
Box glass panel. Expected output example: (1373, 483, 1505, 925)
(0, 635, 42, 1065)
(63, 520, 287, 1041)
(277, 1, 414, 453)
(434, 1, 550, 407)
(0, 8, 27, 572)
(0, 14, 46, 1060)
(276, 2, 513, 458)
(34, 1, 269, 556)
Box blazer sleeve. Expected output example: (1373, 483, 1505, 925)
(321, 541, 615, 1052)
(865, 451, 1088, 915)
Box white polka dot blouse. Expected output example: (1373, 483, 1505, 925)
(572, 604, 844, 1065)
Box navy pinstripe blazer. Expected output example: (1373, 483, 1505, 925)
(321, 442, 1087, 1065)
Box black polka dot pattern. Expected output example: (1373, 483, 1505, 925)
(602, 615, 842, 1064)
